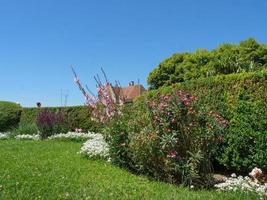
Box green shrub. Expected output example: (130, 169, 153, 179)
(219, 95, 267, 171)
(11, 123, 39, 136)
(147, 70, 267, 172)
(103, 105, 135, 170)
(0, 101, 22, 132)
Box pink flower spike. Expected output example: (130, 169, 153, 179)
(74, 78, 80, 83)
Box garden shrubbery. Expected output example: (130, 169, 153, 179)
(104, 70, 267, 186)
(0, 101, 22, 132)
(103, 106, 135, 170)
(11, 122, 39, 135)
(131, 90, 227, 186)
(104, 89, 228, 187)
(148, 38, 267, 89)
(170, 70, 267, 172)
(19, 106, 100, 133)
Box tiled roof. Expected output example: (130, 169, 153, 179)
(109, 84, 146, 103)
(121, 85, 146, 102)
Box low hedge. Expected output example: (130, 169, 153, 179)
(143, 70, 267, 172)
(20, 106, 101, 133)
(0, 101, 22, 131)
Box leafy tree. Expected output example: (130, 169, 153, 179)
(148, 38, 267, 89)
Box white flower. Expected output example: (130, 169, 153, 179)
(215, 170, 267, 197)
(231, 173, 237, 178)
(0, 133, 9, 140)
(15, 134, 40, 140)
(80, 133, 109, 159)
(48, 132, 97, 140)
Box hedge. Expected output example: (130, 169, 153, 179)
(142, 70, 267, 172)
(0, 101, 22, 132)
(20, 106, 101, 133)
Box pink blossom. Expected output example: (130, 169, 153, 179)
(168, 150, 178, 158)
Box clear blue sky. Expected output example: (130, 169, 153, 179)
(0, 0, 266, 107)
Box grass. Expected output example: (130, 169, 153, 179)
(0, 140, 258, 200)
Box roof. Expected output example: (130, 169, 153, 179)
(109, 84, 146, 103)
(120, 85, 146, 102)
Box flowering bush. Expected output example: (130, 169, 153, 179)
(125, 88, 228, 187)
(80, 133, 109, 159)
(103, 106, 135, 169)
(15, 134, 40, 140)
(72, 67, 122, 124)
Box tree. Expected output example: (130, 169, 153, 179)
(147, 38, 267, 89)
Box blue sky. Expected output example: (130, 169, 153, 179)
(0, 0, 266, 107)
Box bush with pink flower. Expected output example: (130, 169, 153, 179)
(121, 87, 228, 187)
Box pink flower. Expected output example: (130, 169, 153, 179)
(74, 78, 80, 84)
(168, 150, 178, 158)
(75, 128, 83, 133)
(249, 167, 263, 179)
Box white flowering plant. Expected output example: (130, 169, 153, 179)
(215, 168, 267, 198)
(48, 132, 98, 141)
(15, 134, 40, 140)
(0, 133, 9, 140)
(80, 133, 109, 159)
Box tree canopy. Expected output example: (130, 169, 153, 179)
(148, 38, 267, 89)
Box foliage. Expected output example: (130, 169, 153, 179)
(36, 109, 56, 138)
(11, 122, 39, 136)
(0, 101, 22, 132)
(219, 97, 267, 171)
(36, 109, 68, 139)
(20, 106, 101, 133)
(103, 105, 135, 170)
(148, 38, 267, 89)
(0, 140, 256, 200)
(148, 70, 267, 172)
(124, 88, 227, 187)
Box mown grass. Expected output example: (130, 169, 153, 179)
(0, 140, 258, 200)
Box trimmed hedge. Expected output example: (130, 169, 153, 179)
(20, 106, 101, 133)
(142, 70, 267, 172)
(0, 101, 22, 131)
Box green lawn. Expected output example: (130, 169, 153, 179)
(0, 140, 257, 200)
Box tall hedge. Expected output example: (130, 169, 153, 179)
(20, 106, 101, 132)
(142, 70, 267, 172)
(0, 101, 22, 131)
